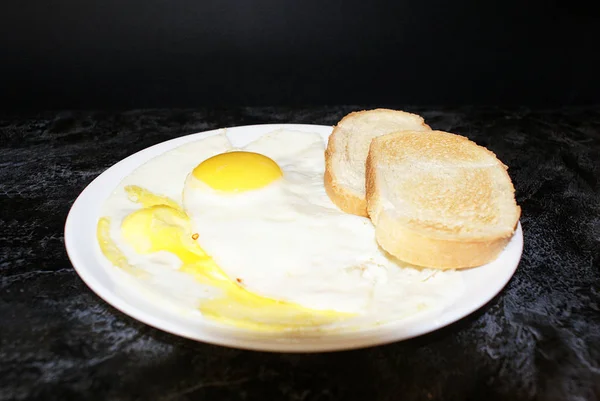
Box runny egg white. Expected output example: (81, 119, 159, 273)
(98, 129, 465, 332)
(183, 131, 391, 313)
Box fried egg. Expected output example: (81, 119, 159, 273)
(98, 129, 465, 332)
(182, 131, 393, 313)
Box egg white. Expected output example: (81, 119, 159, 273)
(100, 132, 233, 308)
(100, 129, 466, 328)
(182, 130, 464, 317)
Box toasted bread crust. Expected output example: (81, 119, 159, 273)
(370, 206, 514, 269)
(324, 165, 369, 216)
(324, 129, 369, 216)
(366, 131, 521, 269)
(324, 109, 430, 217)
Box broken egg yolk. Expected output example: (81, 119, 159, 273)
(97, 185, 351, 332)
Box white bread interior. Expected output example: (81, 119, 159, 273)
(325, 109, 431, 216)
(366, 130, 520, 269)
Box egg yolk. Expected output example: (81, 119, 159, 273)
(121, 205, 210, 265)
(192, 151, 282, 192)
(97, 217, 148, 278)
(97, 185, 351, 332)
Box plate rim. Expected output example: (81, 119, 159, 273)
(65, 123, 523, 352)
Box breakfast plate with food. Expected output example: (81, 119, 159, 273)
(65, 109, 523, 352)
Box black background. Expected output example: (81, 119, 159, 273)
(1, 0, 599, 111)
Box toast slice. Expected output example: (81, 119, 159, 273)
(366, 130, 520, 269)
(325, 109, 431, 216)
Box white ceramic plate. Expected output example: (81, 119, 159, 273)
(65, 124, 523, 352)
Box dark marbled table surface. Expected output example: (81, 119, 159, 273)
(1, 107, 599, 401)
